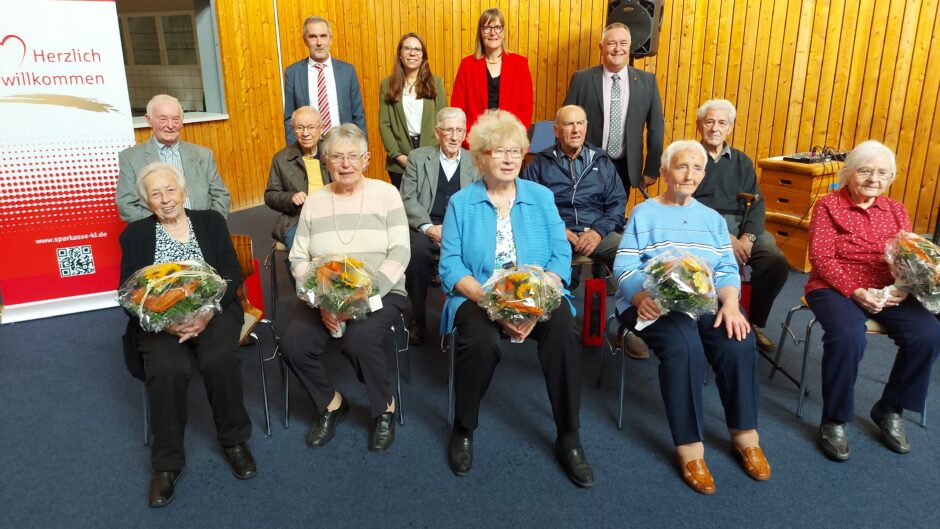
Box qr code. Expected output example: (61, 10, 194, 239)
(57, 245, 96, 277)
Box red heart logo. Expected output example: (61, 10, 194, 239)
(0, 34, 27, 70)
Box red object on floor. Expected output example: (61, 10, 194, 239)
(245, 257, 265, 315)
(582, 278, 606, 346)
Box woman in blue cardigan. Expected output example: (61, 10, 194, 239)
(438, 110, 592, 488)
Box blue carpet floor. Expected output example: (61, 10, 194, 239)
(1, 205, 938, 529)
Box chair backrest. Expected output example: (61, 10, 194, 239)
(230, 234, 263, 344)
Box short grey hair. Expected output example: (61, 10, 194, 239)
(601, 22, 631, 43)
(302, 16, 331, 37)
(136, 162, 186, 204)
(838, 140, 897, 186)
(696, 99, 737, 124)
(436, 107, 467, 126)
(661, 140, 707, 171)
(290, 106, 321, 127)
(320, 124, 368, 158)
(145, 94, 182, 117)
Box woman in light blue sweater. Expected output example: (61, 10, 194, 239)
(614, 140, 769, 494)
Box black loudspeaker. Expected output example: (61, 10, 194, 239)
(606, 0, 665, 58)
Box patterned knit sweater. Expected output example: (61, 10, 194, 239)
(289, 178, 410, 298)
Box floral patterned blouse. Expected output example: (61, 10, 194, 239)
(154, 218, 205, 263)
(493, 201, 517, 269)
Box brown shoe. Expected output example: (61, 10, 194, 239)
(624, 332, 650, 359)
(753, 326, 776, 353)
(735, 446, 771, 481)
(678, 458, 715, 495)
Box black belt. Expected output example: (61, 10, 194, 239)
(408, 134, 420, 149)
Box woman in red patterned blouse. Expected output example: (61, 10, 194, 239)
(805, 140, 940, 462)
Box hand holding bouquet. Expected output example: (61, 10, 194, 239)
(118, 261, 227, 332)
(296, 255, 378, 337)
(478, 265, 563, 342)
(637, 250, 717, 329)
(884, 231, 940, 313)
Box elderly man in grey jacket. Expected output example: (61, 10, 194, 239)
(115, 94, 230, 222)
(400, 107, 481, 344)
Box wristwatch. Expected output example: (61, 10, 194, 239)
(743, 233, 757, 242)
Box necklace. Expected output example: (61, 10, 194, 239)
(485, 53, 502, 64)
(331, 183, 365, 245)
(487, 189, 515, 216)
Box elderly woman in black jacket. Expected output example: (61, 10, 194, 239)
(120, 162, 256, 508)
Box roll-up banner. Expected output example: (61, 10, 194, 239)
(0, 0, 133, 323)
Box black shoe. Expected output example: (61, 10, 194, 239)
(369, 412, 396, 452)
(148, 470, 181, 508)
(554, 439, 595, 488)
(222, 443, 257, 479)
(870, 401, 910, 454)
(408, 318, 425, 346)
(818, 420, 851, 461)
(448, 428, 473, 476)
(306, 396, 349, 448)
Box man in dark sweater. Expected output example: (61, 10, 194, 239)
(693, 99, 789, 352)
(400, 107, 481, 344)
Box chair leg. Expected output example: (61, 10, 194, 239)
(617, 343, 626, 430)
(142, 384, 150, 446)
(446, 333, 455, 426)
(389, 318, 406, 426)
(281, 355, 290, 429)
(251, 332, 272, 437)
(796, 318, 816, 418)
(770, 305, 803, 380)
(398, 314, 412, 384)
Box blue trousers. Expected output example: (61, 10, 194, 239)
(618, 308, 759, 445)
(806, 288, 940, 423)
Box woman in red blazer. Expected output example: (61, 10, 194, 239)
(450, 7, 533, 146)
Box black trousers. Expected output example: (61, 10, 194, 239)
(744, 232, 789, 327)
(452, 302, 581, 433)
(136, 307, 251, 471)
(618, 308, 759, 445)
(404, 229, 438, 322)
(282, 294, 406, 418)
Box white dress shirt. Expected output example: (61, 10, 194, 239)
(307, 56, 340, 127)
(601, 66, 630, 157)
(401, 86, 423, 136)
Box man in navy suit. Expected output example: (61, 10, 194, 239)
(564, 22, 664, 192)
(283, 16, 366, 143)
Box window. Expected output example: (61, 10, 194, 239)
(116, 0, 227, 125)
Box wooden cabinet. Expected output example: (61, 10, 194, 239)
(757, 158, 842, 272)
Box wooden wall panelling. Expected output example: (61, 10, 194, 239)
(909, 3, 940, 232)
(822, 1, 858, 151)
(899, 0, 939, 221)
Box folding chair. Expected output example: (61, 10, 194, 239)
(771, 298, 927, 427)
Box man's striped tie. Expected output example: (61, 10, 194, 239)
(314, 62, 332, 132)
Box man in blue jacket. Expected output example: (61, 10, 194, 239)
(522, 105, 627, 285)
(283, 16, 366, 143)
(523, 105, 649, 359)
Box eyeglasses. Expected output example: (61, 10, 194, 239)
(487, 147, 524, 160)
(481, 25, 504, 34)
(436, 127, 466, 136)
(401, 46, 423, 54)
(604, 40, 631, 50)
(293, 125, 321, 134)
(327, 152, 366, 164)
(701, 119, 731, 129)
(856, 167, 894, 180)
(154, 116, 182, 125)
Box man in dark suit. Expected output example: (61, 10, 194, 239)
(399, 107, 481, 343)
(564, 22, 664, 192)
(115, 94, 230, 222)
(283, 16, 366, 143)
